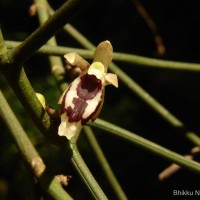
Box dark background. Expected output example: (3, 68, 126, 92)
(1, 0, 200, 199)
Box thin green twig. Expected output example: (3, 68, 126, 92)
(0, 30, 63, 146)
(5, 40, 93, 58)
(4, 67, 63, 144)
(112, 52, 200, 71)
(63, 24, 97, 50)
(90, 119, 200, 175)
(5, 40, 200, 72)
(109, 63, 200, 146)
(0, 90, 73, 200)
(84, 126, 128, 200)
(67, 129, 109, 200)
(69, 142, 108, 200)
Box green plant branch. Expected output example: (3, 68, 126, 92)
(0, 90, 73, 200)
(4, 67, 64, 144)
(90, 118, 200, 175)
(109, 63, 200, 146)
(112, 52, 200, 71)
(69, 142, 108, 200)
(5, 41, 91, 67)
(84, 126, 128, 200)
(5, 40, 200, 72)
(5, 40, 93, 59)
(0, 31, 63, 146)
(9, 0, 92, 64)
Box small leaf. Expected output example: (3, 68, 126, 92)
(35, 93, 46, 108)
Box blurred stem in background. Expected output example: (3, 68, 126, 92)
(0, 90, 73, 200)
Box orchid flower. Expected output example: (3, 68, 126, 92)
(58, 41, 118, 140)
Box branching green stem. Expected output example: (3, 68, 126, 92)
(1, 31, 64, 151)
(84, 126, 128, 200)
(112, 52, 200, 71)
(69, 142, 108, 200)
(109, 63, 200, 146)
(90, 119, 200, 175)
(5, 40, 200, 72)
(0, 90, 73, 200)
(3, 66, 63, 145)
(5, 40, 93, 58)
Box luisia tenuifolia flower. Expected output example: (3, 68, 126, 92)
(58, 41, 118, 140)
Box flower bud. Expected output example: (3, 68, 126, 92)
(35, 93, 46, 108)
